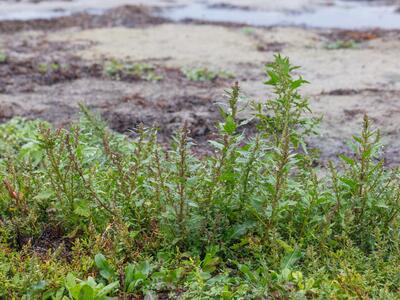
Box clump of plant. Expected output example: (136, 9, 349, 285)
(325, 39, 359, 50)
(104, 59, 162, 81)
(182, 66, 235, 81)
(241, 27, 255, 35)
(1, 54, 399, 299)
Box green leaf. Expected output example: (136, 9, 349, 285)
(124, 264, 135, 290)
(339, 177, 358, 190)
(291, 78, 309, 89)
(227, 223, 253, 240)
(79, 285, 94, 300)
(362, 148, 372, 160)
(209, 140, 224, 150)
(127, 281, 139, 293)
(265, 70, 278, 86)
(30, 280, 47, 292)
(34, 190, 53, 201)
(280, 250, 302, 271)
(65, 273, 79, 300)
(199, 271, 211, 280)
(94, 254, 116, 282)
(97, 281, 119, 298)
(55, 288, 66, 300)
(339, 177, 358, 191)
(136, 261, 151, 276)
(376, 201, 389, 209)
(339, 154, 355, 166)
(239, 264, 257, 283)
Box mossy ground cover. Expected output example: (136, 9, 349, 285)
(0, 55, 399, 299)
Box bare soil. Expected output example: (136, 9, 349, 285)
(1, 3, 400, 165)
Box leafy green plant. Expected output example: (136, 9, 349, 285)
(64, 273, 119, 300)
(123, 261, 152, 293)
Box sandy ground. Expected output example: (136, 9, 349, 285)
(50, 24, 400, 94)
(1, 2, 400, 165)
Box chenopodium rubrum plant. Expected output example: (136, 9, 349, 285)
(157, 55, 323, 250)
(155, 83, 245, 250)
(328, 115, 400, 251)
(242, 54, 320, 240)
(162, 54, 325, 250)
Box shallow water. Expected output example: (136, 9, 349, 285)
(0, 0, 400, 30)
(162, 1, 400, 29)
(0, 0, 135, 21)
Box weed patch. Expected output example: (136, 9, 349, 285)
(182, 67, 234, 81)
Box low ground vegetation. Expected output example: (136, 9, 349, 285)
(182, 67, 234, 82)
(104, 60, 163, 81)
(0, 55, 399, 299)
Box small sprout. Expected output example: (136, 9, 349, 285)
(38, 63, 48, 74)
(0, 51, 7, 63)
(50, 63, 60, 72)
(37, 62, 61, 74)
(241, 27, 255, 35)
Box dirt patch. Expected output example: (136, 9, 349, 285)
(0, 5, 166, 33)
(0, 77, 226, 142)
(0, 57, 98, 93)
(322, 29, 384, 42)
(0, 37, 231, 142)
